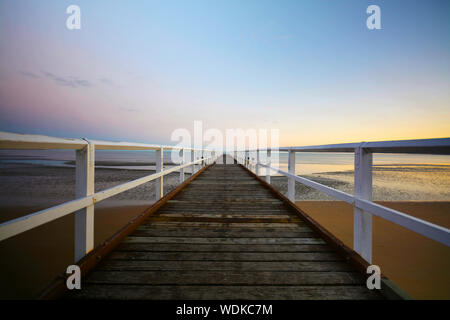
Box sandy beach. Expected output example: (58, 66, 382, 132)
(296, 201, 450, 300)
(0, 163, 449, 299)
(270, 164, 450, 201)
(0, 204, 151, 299)
(0, 163, 187, 210)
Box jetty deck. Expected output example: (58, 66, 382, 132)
(67, 163, 382, 299)
(2, 133, 449, 299)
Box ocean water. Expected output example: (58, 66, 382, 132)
(1, 149, 449, 200)
(242, 151, 450, 200)
(271, 152, 450, 201)
(257, 152, 449, 175)
(1, 150, 448, 170)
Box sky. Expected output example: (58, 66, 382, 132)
(0, 0, 449, 147)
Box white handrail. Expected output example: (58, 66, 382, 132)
(242, 137, 450, 263)
(0, 131, 210, 151)
(0, 131, 217, 262)
(246, 137, 450, 154)
(257, 162, 450, 247)
(0, 157, 208, 242)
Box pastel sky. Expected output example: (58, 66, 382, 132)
(0, 0, 449, 146)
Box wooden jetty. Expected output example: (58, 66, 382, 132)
(2, 132, 449, 300)
(64, 163, 383, 299)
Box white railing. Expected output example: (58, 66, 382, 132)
(0, 132, 217, 262)
(239, 138, 450, 263)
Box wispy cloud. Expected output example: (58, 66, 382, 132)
(119, 107, 141, 113)
(41, 71, 93, 88)
(20, 70, 116, 89)
(99, 77, 114, 86)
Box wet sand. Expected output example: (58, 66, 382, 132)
(0, 203, 153, 299)
(1, 201, 448, 299)
(0, 163, 187, 208)
(296, 201, 450, 300)
(270, 165, 450, 201)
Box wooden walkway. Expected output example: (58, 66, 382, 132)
(67, 164, 382, 299)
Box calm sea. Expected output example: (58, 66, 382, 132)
(0, 149, 449, 175)
(0, 149, 449, 200)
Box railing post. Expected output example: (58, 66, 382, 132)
(288, 150, 296, 202)
(245, 150, 249, 167)
(74, 143, 95, 262)
(354, 146, 373, 263)
(179, 149, 184, 183)
(191, 150, 195, 175)
(256, 150, 260, 176)
(155, 147, 163, 200)
(266, 149, 271, 183)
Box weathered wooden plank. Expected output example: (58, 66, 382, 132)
(180, 185, 272, 189)
(140, 222, 303, 228)
(107, 251, 342, 261)
(157, 210, 293, 216)
(163, 206, 286, 211)
(97, 260, 353, 272)
(68, 284, 381, 300)
(158, 208, 291, 214)
(154, 214, 296, 219)
(178, 192, 274, 197)
(167, 199, 283, 204)
(145, 216, 303, 223)
(162, 203, 288, 208)
(123, 236, 326, 245)
(115, 243, 332, 252)
(174, 197, 283, 202)
(84, 270, 363, 285)
(159, 208, 290, 213)
(190, 181, 262, 185)
(136, 225, 312, 232)
(131, 228, 317, 238)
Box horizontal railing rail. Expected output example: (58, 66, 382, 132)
(238, 137, 450, 263)
(0, 132, 217, 262)
(0, 131, 208, 151)
(245, 138, 450, 154)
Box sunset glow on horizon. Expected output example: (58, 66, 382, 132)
(0, 0, 449, 147)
